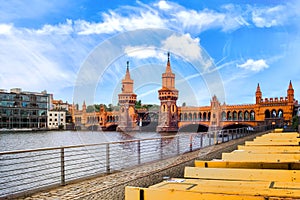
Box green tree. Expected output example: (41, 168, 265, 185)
(86, 105, 95, 113)
(292, 115, 299, 130)
(135, 100, 142, 109)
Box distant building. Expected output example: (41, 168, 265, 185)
(0, 88, 50, 129)
(52, 99, 69, 111)
(47, 110, 66, 130)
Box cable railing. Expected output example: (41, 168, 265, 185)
(0, 126, 270, 198)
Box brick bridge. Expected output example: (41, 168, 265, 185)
(71, 53, 297, 132)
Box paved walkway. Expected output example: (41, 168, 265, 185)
(14, 132, 266, 200)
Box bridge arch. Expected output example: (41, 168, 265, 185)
(221, 111, 226, 120)
(179, 123, 209, 132)
(238, 111, 243, 120)
(271, 109, 277, 118)
(233, 111, 237, 120)
(250, 110, 255, 120)
(278, 109, 283, 118)
(203, 112, 207, 121)
(265, 109, 271, 118)
(227, 111, 232, 120)
(244, 111, 249, 121)
(222, 123, 253, 130)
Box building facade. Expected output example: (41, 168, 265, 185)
(0, 88, 50, 129)
(47, 110, 66, 130)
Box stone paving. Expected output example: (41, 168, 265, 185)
(13, 131, 267, 200)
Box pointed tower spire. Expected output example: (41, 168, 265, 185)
(165, 52, 172, 73)
(256, 83, 261, 92)
(125, 61, 131, 80)
(255, 83, 262, 104)
(289, 80, 293, 90)
(287, 80, 294, 103)
(82, 100, 86, 111)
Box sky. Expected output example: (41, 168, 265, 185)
(1, 0, 300, 108)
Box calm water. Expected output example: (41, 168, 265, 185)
(0, 130, 165, 152)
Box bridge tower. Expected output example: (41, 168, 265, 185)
(117, 61, 137, 132)
(210, 95, 221, 130)
(157, 53, 179, 132)
(81, 101, 87, 126)
(287, 80, 294, 104)
(255, 83, 262, 104)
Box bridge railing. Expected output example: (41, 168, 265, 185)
(0, 126, 271, 198)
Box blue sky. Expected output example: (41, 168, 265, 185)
(0, 0, 300, 107)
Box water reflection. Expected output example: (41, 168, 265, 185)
(0, 130, 175, 152)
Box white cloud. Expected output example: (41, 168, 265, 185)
(124, 45, 165, 60)
(76, 10, 166, 35)
(35, 19, 74, 35)
(161, 33, 201, 61)
(250, 3, 300, 28)
(0, 24, 13, 35)
(0, 23, 90, 101)
(155, 0, 172, 10)
(237, 59, 269, 72)
(251, 5, 285, 28)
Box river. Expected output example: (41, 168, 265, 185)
(0, 130, 167, 152)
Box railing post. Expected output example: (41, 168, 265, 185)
(177, 135, 180, 155)
(60, 148, 66, 186)
(160, 138, 163, 159)
(106, 143, 110, 173)
(200, 133, 203, 148)
(209, 132, 211, 146)
(214, 131, 218, 145)
(137, 140, 141, 165)
(189, 135, 193, 152)
(221, 130, 224, 143)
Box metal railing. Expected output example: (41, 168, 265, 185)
(0, 127, 268, 198)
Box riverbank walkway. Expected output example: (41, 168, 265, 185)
(126, 129, 300, 199)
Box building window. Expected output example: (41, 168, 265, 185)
(50, 113, 52, 116)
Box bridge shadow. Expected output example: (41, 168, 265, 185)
(179, 124, 208, 133)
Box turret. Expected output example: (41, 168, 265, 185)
(157, 52, 179, 132)
(287, 80, 294, 103)
(255, 83, 262, 104)
(82, 100, 86, 111)
(117, 61, 137, 132)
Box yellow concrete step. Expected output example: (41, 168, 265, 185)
(259, 133, 300, 138)
(222, 152, 300, 162)
(245, 140, 300, 146)
(126, 186, 267, 200)
(194, 160, 300, 169)
(273, 128, 284, 133)
(253, 138, 300, 143)
(126, 179, 300, 199)
(184, 167, 300, 182)
(237, 145, 300, 153)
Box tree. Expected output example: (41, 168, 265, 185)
(135, 100, 142, 109)
(86, 105, 95, 113)
(292, 115, 299, 130)
(182, 102, 186, 107)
